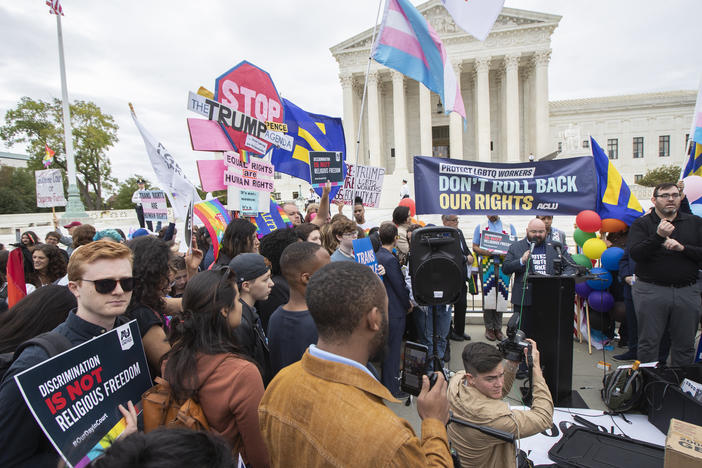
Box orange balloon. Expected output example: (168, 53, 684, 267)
(398, 198, 416, 217)
(600, 218, 627, 233)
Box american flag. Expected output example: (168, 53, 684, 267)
(46, 0, 64, 16)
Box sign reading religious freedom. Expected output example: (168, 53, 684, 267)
(333, 164, 385, 208)
(413, 156, 597, 215)
(309, 151, 344, 186)
(479, 231, 515, 256)
(139, 190, 168, 222)
(14, 320, 151, 468)
(35, 169, 67, 208)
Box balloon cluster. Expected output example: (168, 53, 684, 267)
(573, 210, 627, 313)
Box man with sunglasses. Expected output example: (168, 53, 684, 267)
(0, 240, 136, 466)
(628, 182, 702, 365)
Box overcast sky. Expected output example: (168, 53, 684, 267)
(1, 0, 700, 188)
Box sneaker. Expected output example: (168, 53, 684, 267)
(612, 350, 637, 362)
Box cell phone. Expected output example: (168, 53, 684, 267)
(401, 341, 429, 396)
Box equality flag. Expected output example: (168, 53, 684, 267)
(130, 104, 201, 220)
(683, 141, 702, 178)
(7, 248, 27, 308)
(43, 144, 55, 168)
(249, 197, 293, 236)
(440, 0, 504, 41)
(373, 0, 466, 119)
(591, 136, 644, 225)
(270, 99, 346, 199)
(193, 199, 231, 262)
(46, 0, 64, 15)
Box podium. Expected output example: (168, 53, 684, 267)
(527, 274, 586, 408)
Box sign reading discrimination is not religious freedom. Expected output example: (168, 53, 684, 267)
(479, 231, 515, 256)
(309, 151, 344, 186)
(333, 164, 385, 208)
(14, 320, 152, 468)
(413, 156, 597, 215)
(35, 169, 67, 208)
(139, 190, 168, 222)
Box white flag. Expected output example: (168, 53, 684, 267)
(130, 109, 201, 220)
(441, 0, 504, 41)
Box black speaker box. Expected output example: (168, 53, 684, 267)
(409, 226, 463, 306)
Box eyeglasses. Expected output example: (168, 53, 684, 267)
(80, 277, 134, 294)
(655, 193, 681, 199)
(342, 232, 359, 239)
(445, 218, 459, 223)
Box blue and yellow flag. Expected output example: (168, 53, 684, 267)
(682, 141, 702, 178)
(270, 99, 346, 198)
(591, 136, 644, 225)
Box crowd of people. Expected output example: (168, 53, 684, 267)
(0, 180, 699, 467)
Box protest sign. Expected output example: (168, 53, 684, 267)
(309, 151, 344, 186)
(227, 187, 268, 214)
(478, 231, 515, 255)
(139, 190, 168, 222)
(333, 164, 385, 207)
(14, 320, 151, 468)
(196, 159, 227, 192)
(413, 156, 597, 215)
(353, 237, 380, 276)
(35, 169, 67, 208)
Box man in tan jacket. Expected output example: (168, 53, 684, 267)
(259, 261, 452, 467)
(447, 341, 553, 468)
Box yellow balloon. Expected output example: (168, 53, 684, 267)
(583, 238, 607, 260)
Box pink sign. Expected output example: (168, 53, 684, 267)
(196, 159, 226, 192)
(187, 118, 234, 152)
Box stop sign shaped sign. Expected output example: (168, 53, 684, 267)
(214, 61, 284, 155)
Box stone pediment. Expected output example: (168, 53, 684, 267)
(330, 0, 561, 55)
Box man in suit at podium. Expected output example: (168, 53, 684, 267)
(503, 218, 576, 339)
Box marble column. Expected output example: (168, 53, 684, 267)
(475, 57, 491, 162)
(504, 54, 521, 162)
(533, 50, 551, 158)
(419, 83, 432, 156)
(449, 63, 464, 159)
(340, 74, 357, 161)
(366, 71, 382, 168)
(391, 71, 408, 172)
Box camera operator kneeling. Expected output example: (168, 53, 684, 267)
(447, 340, 553, 468)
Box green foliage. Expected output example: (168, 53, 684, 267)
(0, 166, 50, 214)
(637, 165, 681, 187)
(109, 175, 155, 210)
(0, 97, 119, 210)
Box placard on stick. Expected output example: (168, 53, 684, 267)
(14, 320, 151, 468)
(478, 231, 515, 255)
(139, 190, 168, 222)
(309, 151, 344, 187)
(35, 169, 67, 208)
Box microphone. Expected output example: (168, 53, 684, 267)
(548, 240, 563, 257)
(529, 240, 536, 254)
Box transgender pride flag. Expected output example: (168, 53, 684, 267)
(373, 0, 466, 119)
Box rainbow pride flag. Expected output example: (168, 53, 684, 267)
(193, 199, 231, 261)
(75, 416, 128, 467)
(239, 149, 250, 163)
(43, 144, 55, 168)
(249, 197, 293, 236)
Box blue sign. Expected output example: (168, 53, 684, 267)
(353, 237, 380, 276)
(413, 156, 597, 215)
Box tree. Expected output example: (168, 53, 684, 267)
(636, 165, 682, 187)
(0, 97, 119, 210)
(109, 175, 155, 210)
(0, 166, 46, 214)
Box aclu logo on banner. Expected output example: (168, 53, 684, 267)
(116, 323, 134, 351)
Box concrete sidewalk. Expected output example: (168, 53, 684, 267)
(388, 322, 622, 435)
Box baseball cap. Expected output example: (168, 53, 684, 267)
(63, 221, 82, 229)
(228, 253, 269, 283)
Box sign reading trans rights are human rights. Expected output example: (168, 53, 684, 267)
(413, 156, 597, 216)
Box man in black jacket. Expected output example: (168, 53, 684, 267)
(627, 182, 702, 365)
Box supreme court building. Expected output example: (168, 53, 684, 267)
(275, 1, 694, 207)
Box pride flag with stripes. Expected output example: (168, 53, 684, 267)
(249, 197, 293, 236)
(591, 137, 644, 225)
(373, 0, 466, 119)
(193, 199, 231, 261)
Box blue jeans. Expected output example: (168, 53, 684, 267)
(413, 305, 451, 360)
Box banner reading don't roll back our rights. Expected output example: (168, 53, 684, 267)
(413, 156, 597, 216)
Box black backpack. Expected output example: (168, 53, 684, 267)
(0, 332, 73, 382)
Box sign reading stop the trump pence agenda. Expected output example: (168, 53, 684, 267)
(214, 61, 284, 155)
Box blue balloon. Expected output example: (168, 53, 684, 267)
(601, 247, 625, 271)
(587, 267, 612, 290)
(575, 281, 592, 299)
(588, 290, 614, 312)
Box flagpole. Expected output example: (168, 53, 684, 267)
(351, 0, 385, 206)
(55, 12, 87, 221)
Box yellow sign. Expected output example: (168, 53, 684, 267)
(265, 121, 288, 133)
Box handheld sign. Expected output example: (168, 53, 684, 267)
(309, 151, 344, 187)
(353, 237, 381, 276)
(479, 231, 515, 256)
(14, 320, 151, 468)
(333, 163, 385, 207)
(139, 190, 168, 222)
(35, 169, 67, 208)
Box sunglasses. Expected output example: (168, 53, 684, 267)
(80, 277, 135, 294)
